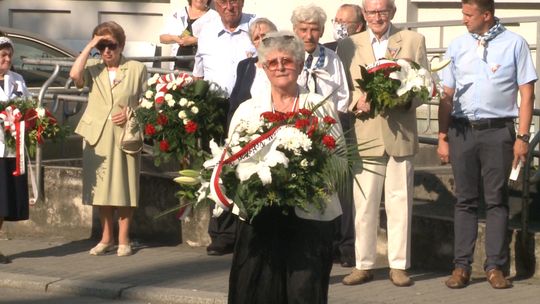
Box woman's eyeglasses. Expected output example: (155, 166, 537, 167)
(96, 41, 119, 52)
(263, 57, 296, 71)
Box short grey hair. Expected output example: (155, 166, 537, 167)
(257, 30, 305, 66)
(249, 17, 277, 39)
(362, 0, 396, 10)
(290, 4, 327, 29)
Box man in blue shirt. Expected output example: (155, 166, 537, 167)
(438, 0, 537, 290)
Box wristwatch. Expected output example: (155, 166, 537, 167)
(517, 133, 530, 143)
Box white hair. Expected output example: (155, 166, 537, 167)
(290, 4, 327, 29)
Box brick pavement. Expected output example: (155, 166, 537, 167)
(0, 237, 539, 303)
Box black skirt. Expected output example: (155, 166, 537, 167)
(228, 206, 335, 304)
(0, 158, 29, 221)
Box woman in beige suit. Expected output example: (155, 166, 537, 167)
(70, 21, 147, 257)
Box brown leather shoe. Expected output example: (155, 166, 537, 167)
(389, 269, 414, 287)
(486, 269, 512, 289)
(445, 268, 470, 289)
(342, 268, 374, 285)
(0, 252, 11, 264)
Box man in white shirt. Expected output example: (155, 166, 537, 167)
(193, 0, 256, 256)
(193, 0, 256, 98)
(291, 4, 353, 268)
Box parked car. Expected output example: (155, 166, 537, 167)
(0, 26, 77, 90)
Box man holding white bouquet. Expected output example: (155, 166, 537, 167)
(337, 0, 429, 287)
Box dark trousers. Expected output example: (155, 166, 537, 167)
(228, 207, 335, 304)
(208, 207, 237, 250)
(448, 118, 514, 271)
(334, 112, 355, 258)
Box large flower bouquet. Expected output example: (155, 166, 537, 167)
(173, 104, 348, 221)
(136, 72, 228, 166)
(0, 98, 67, 175)
(356, 58, 440, 117)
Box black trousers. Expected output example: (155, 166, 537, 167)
(228, 207, 335, 304)
(448, 118, 514, 271)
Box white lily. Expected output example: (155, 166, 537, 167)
(236, 139, 289, 185)
(203, 139, 228, 169)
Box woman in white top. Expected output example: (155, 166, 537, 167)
(159, 0, 218, 71)
(227, 31, 344, 304)
(0, 34, 31, 264)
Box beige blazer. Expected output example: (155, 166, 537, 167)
(337, 25, 428, 157)
(75, 57, 147, 146)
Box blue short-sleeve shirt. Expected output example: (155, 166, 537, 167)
(442, 30, 537, 120)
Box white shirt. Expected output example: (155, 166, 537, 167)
(368, 26, 391, 60)
(160, 7, 219, 70)
(193, 13, 256, 98)
(0, 70, 31, 157)
(297, 45, 350, 113)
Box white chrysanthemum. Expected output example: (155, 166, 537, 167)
(187, 101, 195, 107)
(140, 98, 153, 109)
(36, 107, 46, 118)
(185, 76, 194, 85)
(145, 90, 154, 99)
(191, 106, 199, 114)
(178, 111, 187, 119)
(164, 93, 173, 101)
(300, 159, 309, 168)
(276, 126, 312, 155)
(166, 82, 174, 90)
(166, 98, 175, 107)
(179, 98, 188, 107)
(183, 118, 190, 125)
(147, 73, 159, 86)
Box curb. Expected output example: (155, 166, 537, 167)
(0, 271, 227, 304)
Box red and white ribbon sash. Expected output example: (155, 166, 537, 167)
(208, 125, 284, 210)
(0, 106, 26, 175)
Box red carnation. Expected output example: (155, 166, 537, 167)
(159, 139, 170, 152)
(261, 112, 284, 123)
(157, 113, 168, 126)
(322, 135, 336, 150)
(145, 124, 156, 136)
(185, 120, 198, 134)
(298, 108, 312, 116)
(307, 116, 319, 137)
(323, 116, 336, 125)
(295, 118, 310, 129)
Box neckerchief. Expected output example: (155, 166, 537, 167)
(471, 17, 505, 61)
(304, 45, 326, 93)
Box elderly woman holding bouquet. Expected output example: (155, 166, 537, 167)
(70, 21, 147, 257)
(0, 33, 31, 264)
(226, 31, 345, 304)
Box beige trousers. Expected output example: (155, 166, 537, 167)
(353, 155, 413, 270)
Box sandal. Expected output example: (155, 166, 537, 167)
(89, 243, 115, 256)
(117, 244, 133, 257)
